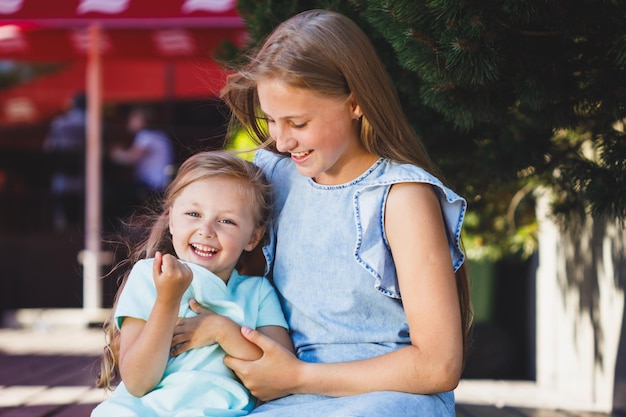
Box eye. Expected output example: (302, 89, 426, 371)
(291, 121, 307, 129)
(186, 211, 200, 218)
(219, 218, 236, 225)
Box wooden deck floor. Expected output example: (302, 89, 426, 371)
(0, 326, 621, 417)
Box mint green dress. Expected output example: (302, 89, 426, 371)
(91, 259, 288, 417)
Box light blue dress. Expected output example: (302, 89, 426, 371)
(91, 259, 288, 417)
(251, 150, 466, 417)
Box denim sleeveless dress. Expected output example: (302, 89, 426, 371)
(252, 150, 466, 417)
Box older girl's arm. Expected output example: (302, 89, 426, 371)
(224, 182, 463, 400)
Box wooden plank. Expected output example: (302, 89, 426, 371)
(456, 404, 475, 417)
(510, 407, 574, 416)
(38, 357, 100, 387)
(0, 404, 63, 417)
(51, 403, 96, 417)
(458, 405, 623, 417)
(1, 355, 74, 386)
(0, 356, 55, 386)
(456, 404, 521, 416)
(24, 356, 91, 386)
(0, 387, 99, 417)
(0, 387, 47, 407)
(25, 387, 93, 406)
(0, 355, 99, 387)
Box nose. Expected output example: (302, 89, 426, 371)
(198, 221, 215, 238)
(272, 126, 297, 153)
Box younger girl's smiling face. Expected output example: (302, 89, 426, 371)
(257, 79, 374, 185)
(168, 176, 264, 282)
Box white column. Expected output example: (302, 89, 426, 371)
(83, 22, 103, 320)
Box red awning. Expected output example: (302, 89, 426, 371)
(0, 26, 245, 61)
(0, 0, 247, 124)
(0, 0, 247, 312)
(0, 0, 242, 27)
(0, 58, 228, 125)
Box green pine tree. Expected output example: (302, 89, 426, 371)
(227, 0, 626, 259)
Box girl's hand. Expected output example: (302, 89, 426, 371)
(153, 251, 192, 304)
(224, 326, 302, 401)
(171, 299, 219, 356)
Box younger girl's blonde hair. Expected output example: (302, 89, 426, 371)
(95, 150, 272, 390)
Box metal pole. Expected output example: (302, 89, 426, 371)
(83, 22, 103, 320)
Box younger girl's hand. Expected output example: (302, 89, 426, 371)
(171, 299, 218, 356)
(153, 251, 192, 304)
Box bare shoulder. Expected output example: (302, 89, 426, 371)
(385, 181, 448, 250)
(386, 181, 441, 217)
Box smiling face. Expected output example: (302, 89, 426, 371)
(168, 176, 264, 282)
(257, 79, 376, 185)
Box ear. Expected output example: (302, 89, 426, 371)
(245, 226, 266, 252)
(167, 207, 173, 234)
(349, 95, 363, 120)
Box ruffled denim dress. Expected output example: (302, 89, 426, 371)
(252, 150, 466, 417)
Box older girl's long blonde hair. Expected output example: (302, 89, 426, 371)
(95, 150, 272, 390)
(220, 9, 472, 365)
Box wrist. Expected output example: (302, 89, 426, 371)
(213, 315, 235, 345)
(152, 296, 181, 316)
(291, 359, 310, 395)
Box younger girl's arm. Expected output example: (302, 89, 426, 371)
(118, 252, 192, 397)
(171, 299, 293, 358)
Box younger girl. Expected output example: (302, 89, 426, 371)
(178, 9, 472, 417)
(91, 151, 293, 417)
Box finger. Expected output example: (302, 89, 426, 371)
(171, 342, 189, 357)
(188, 298, 205, 314)
(181, 262, 192, 277)
(223, 354, 246, 375)
(188, 299, 214, 316)
(153, 251, 163, 276)
(171, 337, 188, 350)
(171, 333, 185, 347)
(174, 319, 189, 332)
(240, 326, 272, 352)
(160, 253, 174, 270)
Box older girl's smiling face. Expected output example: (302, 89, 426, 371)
(257, 79, 375, 185)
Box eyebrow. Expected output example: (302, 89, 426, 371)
(260, 110, 308, 120)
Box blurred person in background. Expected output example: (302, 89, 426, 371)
(110, 105, 175, 208)
(43, 92, 86, 232)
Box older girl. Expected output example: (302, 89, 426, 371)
(179, 9, 472, 417)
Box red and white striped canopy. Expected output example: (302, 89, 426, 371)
(0, 0, 242, 26)
(0, 0, 246, 61)
(0, 0, 247, 124)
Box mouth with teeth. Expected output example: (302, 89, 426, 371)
(191, 243, 217, 258)
(291, 150, 312, 160)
